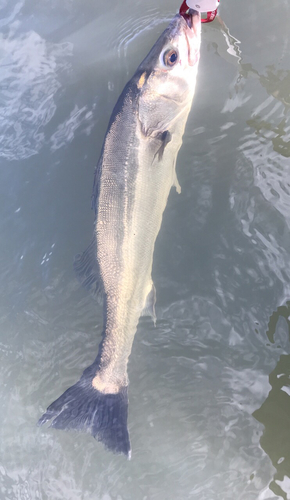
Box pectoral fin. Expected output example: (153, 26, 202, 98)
(141, 282, 156, 326)
(153, 130, 172, 162)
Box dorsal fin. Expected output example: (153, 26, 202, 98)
(74, 237, 103, 297)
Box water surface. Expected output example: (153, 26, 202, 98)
(1, 0, 290, 498)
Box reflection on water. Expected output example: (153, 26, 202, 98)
(1, 0, 290, 498)
(246, 66, 290, 159)
(224, 18, 290, 497)
(254, 303, 290, 500)
(0, 23, 72, 160)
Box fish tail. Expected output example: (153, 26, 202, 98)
(37, 364, 131, 458)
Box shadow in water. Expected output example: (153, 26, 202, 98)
(253, 302, 290, 500)
(244, 66, 290, 159)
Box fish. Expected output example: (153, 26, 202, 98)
(38, 8, 201, 458)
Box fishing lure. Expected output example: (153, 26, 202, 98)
(180, 0, 220, 23)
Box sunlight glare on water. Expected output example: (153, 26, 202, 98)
(1, 0, 290, 498)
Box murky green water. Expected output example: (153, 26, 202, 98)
(1, 0, 290, 498)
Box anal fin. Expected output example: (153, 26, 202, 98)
(141, 281, 156, 326)
(173, 171, 181, 194)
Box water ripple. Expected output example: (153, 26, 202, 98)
(0, 28, 72, 161)
(110, 10, 171, 59)
(50, 105, 95, 152)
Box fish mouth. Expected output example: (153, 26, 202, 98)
(184, 8, 200, 30)
(180, 9, 201, 66)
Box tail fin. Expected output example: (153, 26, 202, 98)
(38, 365, 131, 458)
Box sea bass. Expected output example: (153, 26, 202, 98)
(39, 9, 201, 458)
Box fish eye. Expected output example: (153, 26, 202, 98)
(162, 48, 179, 68)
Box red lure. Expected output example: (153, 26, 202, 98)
(179, 0, 220, 23)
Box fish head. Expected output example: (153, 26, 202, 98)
(136, 10, 201, 134)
